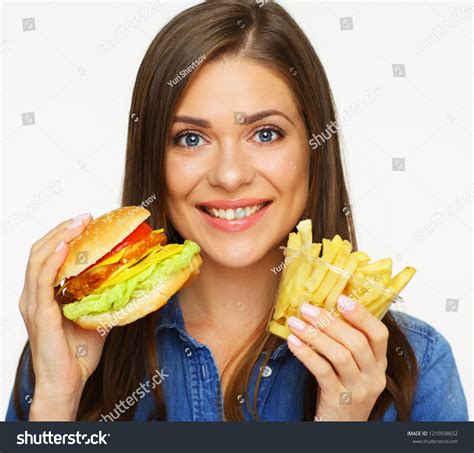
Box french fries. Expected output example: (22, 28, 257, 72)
(267, 219, 417, 340)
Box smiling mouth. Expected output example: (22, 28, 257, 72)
(197, 201, 272, 220)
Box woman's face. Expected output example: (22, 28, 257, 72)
(165, 58, 309, 267)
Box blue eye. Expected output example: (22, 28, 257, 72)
(182, 133, 203, 147)
(253, 127, 284, 144)
(172, 130, 206, 148)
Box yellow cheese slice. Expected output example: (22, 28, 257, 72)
(99, 244, 183, 288)
(96, 248, 126, 266)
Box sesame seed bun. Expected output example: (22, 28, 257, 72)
(54, 206, 150, 287)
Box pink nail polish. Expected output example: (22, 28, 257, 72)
(301, 303, 321, 318)
(67, 220, 83, 230)
(288, 316, 305, 331)
(337, 294, 356, 312)
(288, 334, 303, 347)
(73, 212, 91, 222)
(55, 240, 65, 253)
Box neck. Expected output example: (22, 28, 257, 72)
(178, 248, 282, 336)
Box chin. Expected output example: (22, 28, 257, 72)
(200, 237, 275, 269)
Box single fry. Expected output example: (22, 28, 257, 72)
(357, 258, 392, 277)
(367, 267, 416, 312)
(312, 239, 352, 307)
(303, 238, 337, 297)
(325, 250, 368, 309)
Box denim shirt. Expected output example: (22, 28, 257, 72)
(6, 293, 468, 421)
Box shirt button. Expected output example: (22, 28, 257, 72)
(184, 347, 192, 357)
(262, 365, 272, 378)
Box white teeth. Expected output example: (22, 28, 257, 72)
(235, 207, 246, 219)
(203, 203, 267, 220)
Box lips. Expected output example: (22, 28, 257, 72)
(196, 198, 272, 232)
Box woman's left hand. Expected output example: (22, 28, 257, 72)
(287, 295, 389, 421)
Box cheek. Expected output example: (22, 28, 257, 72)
(165, 154, 202, 237)
(165, 153, 200, 202)
(279, 164, 309, 215)
(256, 144, 309, 203)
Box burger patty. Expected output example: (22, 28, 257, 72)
(55, 230, 166, 304)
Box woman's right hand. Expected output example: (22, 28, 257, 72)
(19, 213, 109, 421)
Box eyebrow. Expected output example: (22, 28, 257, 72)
(172, 109, 295, 127)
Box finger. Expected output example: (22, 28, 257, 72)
(337, 295, 389, 365)
(287, 316, 360, 382)
(26, 214, 91, 287)
(299, 303, 377, 373)
(30, 213, 92, 254)
(287, 333, 340, 391)
(19, 286, 33, 327)
(35, 240, 70, 314)
(27, 220, 88, 307)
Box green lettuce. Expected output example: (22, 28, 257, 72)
(63, 240, 200, 320)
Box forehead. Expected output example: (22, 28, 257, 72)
(174, 58, 299, 118)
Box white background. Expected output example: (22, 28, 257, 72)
(1, 1, 472, 419)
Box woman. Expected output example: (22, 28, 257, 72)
(7, 0, 467, 421)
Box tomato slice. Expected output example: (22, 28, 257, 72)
(83, 222, 153, 272)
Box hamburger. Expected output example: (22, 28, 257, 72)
(54, 206, 202, 331)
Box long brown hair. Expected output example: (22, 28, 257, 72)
(14, 0, 417, 421)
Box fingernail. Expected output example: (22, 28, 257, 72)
(73, 212, 91, 222)
(337, 294, 356, 312)
(288, 333, 303, 347)
(67, 220, 83, 230)
(55, 240, 65, 253)
(288, 316, 305, 331)
(301, 303, 321, 318)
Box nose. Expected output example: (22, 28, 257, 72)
(207, 140, 255, 192)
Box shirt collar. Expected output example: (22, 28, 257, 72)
(155, 293, 182, 330)
(270, 341, 289, 360)
(154, 292, 205, 349)
(155, 292, 289, 359)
